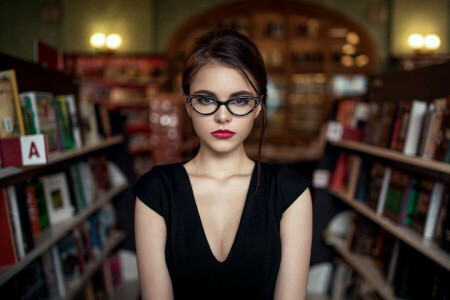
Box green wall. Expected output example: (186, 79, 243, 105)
(0, 0, 448, 67)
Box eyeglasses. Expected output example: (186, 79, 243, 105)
(186, 95, 260, 116)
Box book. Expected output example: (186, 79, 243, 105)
(19, 92, 38, 134)
(433, 97, 450, 161)
(56, 233, 81, 290)
(15, 184, 35, 253)
(97, 203, 117, 247)
(0, 70, 25, 138)
(19, 92, 60, 152)
(422, 98, 447, 159)
(330, 151, 348, 191)
(346, 154, 362, 199)
(65, 94, 83, 149)
(70, 163, 87, 212)
(409, 179, 434, 235)
(403, 100, 427, 156)
(398, 177, 414, 225)
(40, 172, 74, 225)
(383, 170, 409, 223)
(366, 162, 386, 210)
(0, 187, 18, 267)
(376, 166, 392, 216)
(33, 181, 50, 230)
(354, 159, 372, 202)
(423, 182, 445, 239)
(79, 96, 100, 145)
(51, 245, 66, 297)
(79, 161, 96, 207)
(434, 189, 449, 249)
(55, 95, 75, 150)
(41, 249, 60, 299)
(24, 183, 41, 239)
(403, 178, 420, 227)
(6, 185, 25, 259)
(378, 101, 396, 148)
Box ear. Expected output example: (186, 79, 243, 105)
(254, 102, 262, 119)
(185, 102, 193, 118)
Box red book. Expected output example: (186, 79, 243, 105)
(25, 184, 41, 238)
(0, 187, 18, 266)
(330, 152, 348, 191)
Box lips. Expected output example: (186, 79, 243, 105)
(211, 129, 236, 139)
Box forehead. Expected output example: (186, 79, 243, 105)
(190, 63, 255, 96)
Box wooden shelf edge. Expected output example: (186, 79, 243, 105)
(329, 140, 450, 175)
(0, 136, 125, 181)
(64, 231, 126, 300)
(329, 188, 450, 271)
(323, 234, 396, 300)
(0, 183, 128, 286)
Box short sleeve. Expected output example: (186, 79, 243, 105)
(131, 166, 167, 219)
(278, 165, 311, 213)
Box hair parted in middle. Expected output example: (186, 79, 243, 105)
(181, 29, 268, 198)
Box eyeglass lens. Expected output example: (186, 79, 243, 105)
(191, 96, 257, 115)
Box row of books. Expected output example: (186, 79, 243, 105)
(1, 206, 120, 299)
(0, 69, 110, 159)
(347, 216, 449, 299)
(330, 150, 449, 250)
(335, 97, 450, 162)
(0, 154, 112, 266)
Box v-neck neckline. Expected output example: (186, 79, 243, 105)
(179, 160, 257, 264)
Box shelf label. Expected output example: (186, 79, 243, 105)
(326, 121, 344, 142)
(0, 134, 48, 167)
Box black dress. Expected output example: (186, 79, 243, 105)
(132, 160, 310, 300)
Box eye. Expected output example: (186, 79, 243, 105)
(196, 95, 216, 105)
(230, 97, 251, 105)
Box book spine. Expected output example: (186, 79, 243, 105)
(25, 184, 41, 238)
(15, 184, 35, 253)
(376, 167, 392, 216)
(7, 185, 25, 259)
(0, 187, 18, 266)
(423, 182, 444, 239)
(403, 100, 427, 156)
(65, 95, 83, 149)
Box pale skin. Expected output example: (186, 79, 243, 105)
(135, 63, 313, 299)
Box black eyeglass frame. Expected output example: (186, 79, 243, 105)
(186, 95, 261, 116)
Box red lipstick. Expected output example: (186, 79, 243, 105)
(211, 129, 235, 139)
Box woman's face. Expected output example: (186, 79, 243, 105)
(186, 63, 261, 154)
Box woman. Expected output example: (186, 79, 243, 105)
(133, 29, 312, 299)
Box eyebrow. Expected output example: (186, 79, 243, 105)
(191, 89, 255, 98)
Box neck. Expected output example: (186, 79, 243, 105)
(190, 143, 254, 179)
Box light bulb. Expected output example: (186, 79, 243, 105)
(106, 34, 123, 50)
(408, 34, 424, 49)
(90, 33, 106, 48)
(424, 34, 441, 50)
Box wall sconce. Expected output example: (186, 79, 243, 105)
(408, 33, 441, 54)
(90, 32, 123, 52)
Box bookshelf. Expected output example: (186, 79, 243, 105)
(317, 60, 450, 299)
(329, 140, 450, 175)
(323, 233, 396, 300)
(0, 136, 124, 184)
(166, 0, 378, 162)
(329, 188, 450, 271)
(0, 53, 131, 298)
(62, 231, 125, 300)
(0, 182, 128, 286)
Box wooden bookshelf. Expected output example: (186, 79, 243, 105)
(0, 182, 128, 286)
(329, 188, 450, 271)
(63, 231, 125, 300)
(324, 234, 396, 300)
(0, 136, 124, 183)
(329, 139, 450, 175)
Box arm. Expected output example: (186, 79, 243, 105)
(135, 197, 174, 299)
(274, 188, 313, 300)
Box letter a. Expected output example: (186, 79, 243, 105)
(29, 142, 40, 159)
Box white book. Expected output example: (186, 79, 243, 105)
(51, 245, 66, 297)
(40, 172, 74, 225)
(78, 161, 96, 207)
(423, 182, 445, 239)
(6, 185, 25, 260)
(376, 167, 392, 216)
(403, 100, 427, 156)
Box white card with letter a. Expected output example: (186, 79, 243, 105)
(21, 134, 48, 165)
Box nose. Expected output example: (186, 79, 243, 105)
(214, 104, 232, 123)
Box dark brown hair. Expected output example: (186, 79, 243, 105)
(182, 29, 267, 198)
